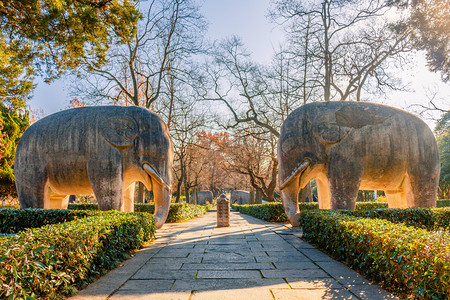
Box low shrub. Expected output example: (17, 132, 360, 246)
(299, 210, 450, 299)
(0, 208, 100, 234)
(0, 211, 155, 299)
(67, 203, 99, 210)
(234, 203, 287, 222)
(234, 202, 388, 222)
(68, 202, 211, 223)
(438, 199, 450, 207)
(342, 207, 450, 230)
(165, 203, 209, 222)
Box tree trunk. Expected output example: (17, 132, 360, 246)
(255, 189, 262, 204)
(192, 187, 198, 205)
(250, 186, 255, 204)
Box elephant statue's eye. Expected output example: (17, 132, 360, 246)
(281, 136, 298, 155)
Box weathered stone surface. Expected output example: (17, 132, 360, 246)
(230, 190, 250, 204)
(15, 106, 174, 228)
(196, 190, 213, 205)
(271, 288, 358, 300)
(278, 101, 440, 226)
(217, 194, 230, 227)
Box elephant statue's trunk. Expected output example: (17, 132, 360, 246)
(143, 163, 171, 228)
(279, 159, 310, 226)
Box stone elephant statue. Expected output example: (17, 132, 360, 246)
(278, 102, 440, 226)
(230, 190, 250, 205)
(15, 106, 173, 228)
(196, 191, 213, 205)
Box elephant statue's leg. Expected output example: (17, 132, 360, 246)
(406, 166, 439, 207)
(88, 156, 123, 211)
(46, 188, 70, 209)
(280, 176, 300, 226)
(316, 176, 331, 209)
(16, 166, 48, 208)
(408, 176, 438, 207)
(327, 151, 363, 210)
(385, 189, 408, 208)
(122, 182, 135, 212)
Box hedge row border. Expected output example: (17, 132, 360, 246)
(299, 210, 450, 299)
(0, 211, 156, 299)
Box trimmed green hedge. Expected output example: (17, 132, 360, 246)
(68, 202, 212, 223)
(233, 202, 389, 222)
(0, 211, 155, 299)
(233, 203, 287, 222)
(299, 210, 450, 299)
(438, 199, 450, 207)
(0, 208, 100, 234)
(342, 207, 450, 230)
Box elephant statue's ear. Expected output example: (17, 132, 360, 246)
(313, 113, 351, 145)
(101, 116, 139, 148)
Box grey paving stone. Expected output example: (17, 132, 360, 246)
(286, 278, 345, 289)
(114, 279, 174, 292)
(300, 248, 335, 262)
(171, 278, 288, 291)
(132, 269, 197, 280)
(138, 262, 183, 271)
(181, 262, 275, 270)
(315, 261, 371, 286)
(271, 288, 358, 299)
(261, 269, 329, 278)
(191, 288, 273, 300)
(145, 257, 203, 264)
(197, 270, 262, 279)
(199, 253, 257, 263)
(274, 261, 318, 269)
(265, 251, 308, 258)
(152, 249, 191, 258)
(347, 284, 399, 299)
(255, 255, 310, 263)
(110, 291, 190, 300)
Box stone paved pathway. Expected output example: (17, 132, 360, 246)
(71, 209, 398, 300)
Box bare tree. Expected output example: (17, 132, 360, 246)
(197, 37, 305, 200)
(270, 0, 413, 101)
(73, 0, 206, 108)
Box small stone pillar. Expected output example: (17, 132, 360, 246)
(217, 194, 230, 227)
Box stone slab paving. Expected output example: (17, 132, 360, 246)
(71, 209, 398, 300)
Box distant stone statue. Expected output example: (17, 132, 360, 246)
(196, 191, 213, 205)
(230, 190, 250, 205)
(14, 106, 173, 228)
(278, 102, 440, 226)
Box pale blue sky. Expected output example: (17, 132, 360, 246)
(29, 0, 448, 127)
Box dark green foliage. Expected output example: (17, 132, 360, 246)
(0, 208, 100, 233)
(0, 0, 141, 81)
(164, 203, 209, 223)
(0, 104, 29, 196)
(438, 199, 450, 207)
(342, 207, 450, 230)
(67, 203, 100, 210)
(0, 211, 155, 299)
(299, 210, 450, 299)
(233, 202, 388, 222)
(68, 202, 211, 223)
